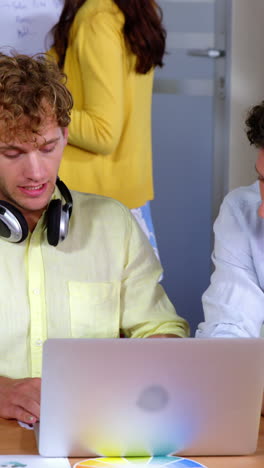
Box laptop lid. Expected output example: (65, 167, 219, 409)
(37, 338, 264, 457)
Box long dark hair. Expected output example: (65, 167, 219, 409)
(51, 0, 166, 73)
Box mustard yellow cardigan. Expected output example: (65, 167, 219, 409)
(50, 0, 154, 208)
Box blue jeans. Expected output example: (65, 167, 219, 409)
(131, 201, 160, 262)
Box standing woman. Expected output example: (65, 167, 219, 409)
(50, 0, 166, 256)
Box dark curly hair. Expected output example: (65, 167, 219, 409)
(51, 0, 166, 73)
(245, 101, 264, 148)
(0, 52, 73, 144)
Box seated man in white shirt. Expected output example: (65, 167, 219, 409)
(0, 53, 189, 425)
(196, 100, 264, 339)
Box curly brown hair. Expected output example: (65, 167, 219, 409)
(245, 101, 264, 148)
(0, 52, 73, 143)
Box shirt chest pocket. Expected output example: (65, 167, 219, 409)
(68, 281, 120, 338)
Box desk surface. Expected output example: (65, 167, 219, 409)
(0, 417, 264, 467)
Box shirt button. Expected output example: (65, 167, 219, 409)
(33, 288, 40, 295)
(35, 339, 43, 346)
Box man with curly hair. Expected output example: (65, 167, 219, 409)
(196, 101, 264, 339)
(0, 52, 189, 424)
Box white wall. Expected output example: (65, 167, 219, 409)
(228, 0, 264, 190)
(0, 1, 62, 55)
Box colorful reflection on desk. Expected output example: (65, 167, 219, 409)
(73, 455, 207, 468)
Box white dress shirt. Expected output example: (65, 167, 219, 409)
(196, 181, 264, 338)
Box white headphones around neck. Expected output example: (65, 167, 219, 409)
(0, 178, 73, 246)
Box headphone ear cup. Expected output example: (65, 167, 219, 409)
(46, 199, 62, 246)
(0, 201, 28, 242)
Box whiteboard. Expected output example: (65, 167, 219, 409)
(0, 0, 63, 55)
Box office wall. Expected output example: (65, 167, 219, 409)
(151, 0, 218, 335)
(228, 0, 264, 190)
(0, 0, 61, 55)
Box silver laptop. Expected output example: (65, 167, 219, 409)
(36, 337, 264, 457)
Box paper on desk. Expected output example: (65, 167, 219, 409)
(0, 454, 71, 467)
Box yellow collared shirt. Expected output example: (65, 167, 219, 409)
(0, 189, 189, 379)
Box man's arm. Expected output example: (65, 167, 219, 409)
(120, 209, 189, 338)
(196, 191, 264, 338)
(0, 376, 41, 423)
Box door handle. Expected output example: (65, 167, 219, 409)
(187, 48, 225, 59)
